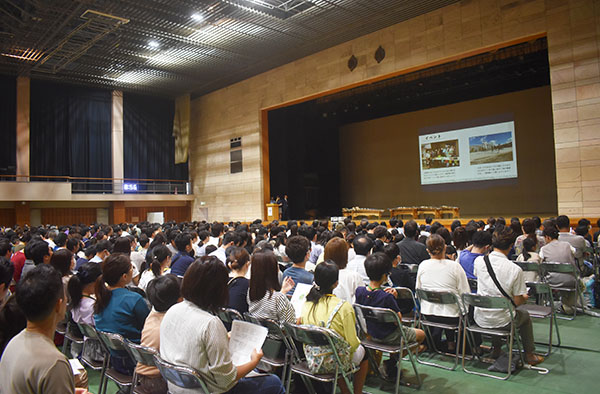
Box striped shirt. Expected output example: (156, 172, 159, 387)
(248, 291, 295, 324)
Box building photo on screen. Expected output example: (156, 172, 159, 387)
(419, 119, 518, 186)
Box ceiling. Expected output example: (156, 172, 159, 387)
(0, 0, 460, 98)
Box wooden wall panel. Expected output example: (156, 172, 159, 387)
(0, 209, 16, 227)
(126, 205, 190, 224)
(40, 208, 97, 226)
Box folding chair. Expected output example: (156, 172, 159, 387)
(283, 322, 359, 394)
(353, 304, 421, 394)
(541, 262, 582, 321)
(514, 261, 541, 283)
(415, 289, 467, 371)
(63, 320, 84, 357)
(393, 287, 418, 327)
(96, 330, 134, 394)
(78, 323, 110, 394)
(467, 279, 478, 293)
(153, 353, 209, 393)
(522, 282, 560, 356)
(124, 339, 164, 394)
(217, 307, 245, 328)
(244, 313, 292, 391)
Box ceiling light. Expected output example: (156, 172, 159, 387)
(148, 40, 159, 48)
(191, 13, 204, 22)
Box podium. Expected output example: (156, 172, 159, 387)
(266, 203, 280, 221)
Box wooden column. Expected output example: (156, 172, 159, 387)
(16, 76, 30, 181)
(112, 90, 124, 193)
(14, 202, 30, 227)
(110, 201, 125, 224)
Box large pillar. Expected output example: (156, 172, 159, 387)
(15, 202, 30, 227)
(110, 201, 126, 225)
(16, 77, 30, 181)
(112, 90, 124, 193)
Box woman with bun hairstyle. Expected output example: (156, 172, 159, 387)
(138, 245, 172, 292)
(226, 247, 251, 315)
(94, 254, 150, 374)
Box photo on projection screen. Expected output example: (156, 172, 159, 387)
(419, 120, 517, 185)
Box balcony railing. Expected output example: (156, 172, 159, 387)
(0, 175, 191, 195)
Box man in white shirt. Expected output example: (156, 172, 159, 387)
(209, 232, 238, 264)
(473, 226, 543, 365)
(347, 235, 373, 284)
(207, 223, 224, 248)
(556, 215, 587, 264)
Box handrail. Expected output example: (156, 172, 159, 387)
(0, 174, 189, 183)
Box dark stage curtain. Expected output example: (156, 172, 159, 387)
(0, 76, 16, 176)
(30, 80, 112, 184)
(123, 93, 188, 181)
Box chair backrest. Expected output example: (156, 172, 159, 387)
(125, 339, 157, 366)
(96, 330, 128, 353)
(244, 313, 285, 338)
(416, 289, 460, 305)
(394, 286, 416, 301)
(244, 313, 289, 359)
(525, 282, 551, 295)
(468, 278, 478, 292)
(399, 263, 418, 274)
(461, 293, 513, 311)
(541, 262, 576, 274)
(514, 261, 540, 272)
(153, 353, 209, 392)
(77, 323, 100, 340)
(283, 322, 330, 347)
(217, 308, 244, 326)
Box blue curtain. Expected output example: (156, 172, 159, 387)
(30, 80, 112, 181)
(0, 76, 16, 176)
(123, 93, 188, 180)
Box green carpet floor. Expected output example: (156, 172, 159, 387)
(87, 314, 600, 394)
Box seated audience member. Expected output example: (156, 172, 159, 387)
(556, 215, 587, 265)
(325, 237, 362, 303)
(416, 235, 469, 352)
(205, 244, 218, 256)
(50, 248, 75, 288)
(594, 219, 600, 243)
(208, 222, 224, 247)
(68, 262, 104, 361)
(135, 275, 181, 394)
(0, 256, 13, 303)
(248, 252, 295, 324)
(170, 233, 195, 277)
(0, 258, 25, 355)
(299, 226, 323, 265)
(21, 238, 53, 278)
(539, 224, 579, 314)
(94, 254, 151, 374)
(516, 237, 541, 282)
(458, 230, 492, 280)
(113, 236, 140, 285)
(138, 245, 172, 291)
(473, 227, 543, 365)
(90, 240, 111, 263)
(160, 259, 285, 394)
(227, 247, 251, 315)
(210, 231, 239, 264)
(575, 224, 592, 247)
(0, 265, 88, 393)
(282, 235, 313, 295)
(396, 220, 430, 266)
(452, 226, 468, 255)
(514, 218, 545, 256)
(300, 261, 369, 394)
(347, 235, 374, 284)
(75, 246, 95, 271)
(383, 243, 416, 314)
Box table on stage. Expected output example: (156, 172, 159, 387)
(342, 207, 385, 220)
(389, 205, 460, 219)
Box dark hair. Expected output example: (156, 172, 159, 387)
(95, 240, 111, 254)
(94, 254, 132, 314)
(404, 220, 419, 238)
(521, 237, 537, 261)
(575, 225, 588, 237)
(68, 262, 102, 308)
(146, 274, 180, 312)
(248, 252, 280, 302)
(472, 230, 492, 248)
(426, 234, 446, 255)
(139, 234, 149, 248)
(0, 294, 27, 354)
(436, 227, 452, 245)
(373, 226, 387, 239)
(452, 227, 468, 250)
(0, 257, 14, 288)
(306, 261, 339, 319)
(353, 235, 374, 256)
(143, 244, 171, 277)
(383, 242, 400, 263)
(556, 215, 570, 230)
(54, 232, 68, 248)
(113, 237, 131, 255)
(492, 227, 516, 250)
(25, 239, 51, 265)
(16, 265, 64, 322)
(222, 231, 240, 247)
(66, 238, 80, 253)
(285, 235, 310, 264)
(49, 248, 73, 277)
(364, 252, 393, 281)
(211, 223, 224, 238)
(226, 247, 250, 271)
(205, 245, 217, 255)
(0, 240, 11, 258)
(174, 233, 192, 252)
(181, 257, 228, 313)
(324, 237, 348, 269)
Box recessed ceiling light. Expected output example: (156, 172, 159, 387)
(148, 40, 159, 48)
(191, 13, 204, 22)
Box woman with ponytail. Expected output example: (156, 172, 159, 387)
(514, 218, 546, 256)
(93, 254, 150, 375)
(516, 237, 541, 282)
(226, 247, 251, 315)
(299, 260, 368, 394)
(67, 262, 103, 361)
(138, 245, 172, 292)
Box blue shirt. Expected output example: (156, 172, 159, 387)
(170, 251, 195, 277)
(282, 266, 314, 295)
(458, 250, 482, 280)
(93, 287, 150, 343)
(355, 286, 400, 339)
(75, 257, 89, 271)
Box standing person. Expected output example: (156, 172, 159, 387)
(160, 258, 285, 394)
(281, 195, 289, 220)
(473, 227, 543, 365)
(0, 265, 88, 393)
